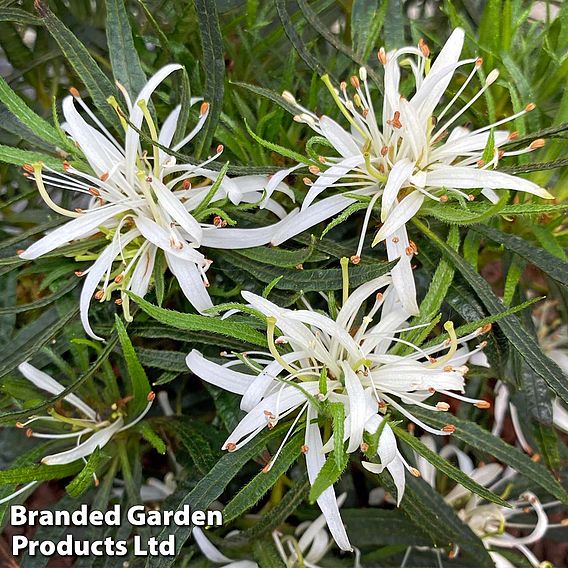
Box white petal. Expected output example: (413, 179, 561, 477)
(272, 195, 355, 246)
(20, 204, 129, 260)
(134, 216, 205, 263)
(42, 418, 124, 465)
(425, 167, 554, 199)
(305, 405, 352, 552)
(128, 246, 156, 298)
(341, 362, 367, 452)
(380, 159, 414, 221)
(444, 463, 503, 504)
(165, 253, 212, 313)
(386, 454, 406, 506)
(374, 191, 424, 244)
(18, 362, 96, 420)
(151, 178, 202, 243)
(200, 213, 298, 249)
(262, 165, 302, 204)
(192, 527, 234, 564)
(302, 155, 364, 210)
(319, 116, 362, 158)
(125, 64, 183, 184)
(377, 422, 398, 467)
(186, 350, 252, 395)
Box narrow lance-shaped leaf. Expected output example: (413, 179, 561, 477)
(105, 0, 147, 99)
(115, 315, 152, 417)
(414, 219, 568, 407)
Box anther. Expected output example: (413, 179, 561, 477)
(16, 422, 24, 429)
(94, 290, 104, 300)
(308, 165, 321, 174)
(183, 179, 191, 190)
(391, 236, 400, 244)
(88, 187, 100, 197)
(115, 298, 123, 305)
(301, 445, 309, 454)
(17, 249, 25, 255)
(26, 428, 33, 438)
(359, 67, 367, 81)
(475, 57, 483, 67)
(147, 391, 156, 402)
(350, 76, 360, 89)
(486, 69, 499, 85)
(23, 163, 34, 173)
(529, 139, 545, 149)
(436, 402, 450, 411)
(387, 111, 402, 129)
(477, 159, 485, 167)
(114, 274, 124, 284)
(439, 195, 448, 203)
(295, 263, 303, 270)
(468, 194, 475, 201)
(525, 103, 536, 112)
(378, 47, 387, 65)
(350, 255, 361, 265)
(418, 38, 430, 57)
(225, 442, 237, 452)
(200, 102, 210, 116)
(99, 172, 109, 182)
(340, 81, 347, 92)
(69, 87, 81, 98)
(216, 144, 224, 154)
(410, 467, 421, 477)
(442, 424, 456, 433)
(481, 323, 492, 334)
(360, 442, 369, 452)
(281, 91, 297, 105)
(475, 400, 491, 409)
(508, 131, 519, 140)
(303, 177, 313, 186)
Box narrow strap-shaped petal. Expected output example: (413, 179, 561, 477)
(42, 418, 124, 465)
(319, 116, 362, 158)
(192, 527, 235, 564)
(302, 155, 364, 210)
(272, 195, 355, 246)
(374, 191, 424, 244)
(18, 362, 97, 420)
(341, 362, 367, 453)
(425, 166, 553, 199)
(380, 158, 414, 221)
(20, 204, 130, 260)
(186, 350, 252, 395)
(305, 405, 352, 551)
(165, 252, 212, 314)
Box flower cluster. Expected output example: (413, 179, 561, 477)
(10, 24, 562, 567)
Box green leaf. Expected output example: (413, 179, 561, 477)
(394, 428, 508, 508)
(384, 0, 405, 48)
(37, 1, 117, 126)
(308, 451, 345, 503)
(0, 462, 83, 485)
(0, 144, 63, 170)
(252, 539, 287, 568)
(421, 196, 508, 225)
(411, 408, 568, 504)
(414, 219, 568, 407)
(329, 402, 347, 471)
(114, 315, 152, 416)
(0, 279, 78, 315)
(481, 128, 495, 164)
(472, 224, 568, 286)
(139, 422, 167, 455)
(533, 423, 561, 473)
(275, 0, 326, 76)
(351, 0, 388, 60)
(232, 82, 299, 116)
(0, 331, 118, 425)
(105, 0, 147, 99)
(221, 250, 395, 291)
(193, 0, 224, 157)
(223, 430, 303, 523)
(146, 422, 303, 568)
(65, 447, 108, 498)
(378, 471, 493, 566)
(320, 201, 368, 239)
(236, 241, 323, 269)
(0, 305, 79, 381)
(243, 477, 309, 540)
(245, 119, 311, 164)
(168, 419, 217, 475)
(129, 293, 267, 347)
(0, 75, 71, 151)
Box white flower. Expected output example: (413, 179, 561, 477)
(273, 28, 553, 314)
(0, 362, 155, 506)
(418, 437, 555, 568)
(186, 267, 492, 550)
(18, 64, 291, 340)
(192, 494, 353, 568)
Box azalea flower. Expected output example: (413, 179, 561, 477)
(186, 267, 492, 551)
(18, 64, 292, 340)
(270, 28, 553, 314)
(416, 437, 558, 568)
(0, 362, 154, 506)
